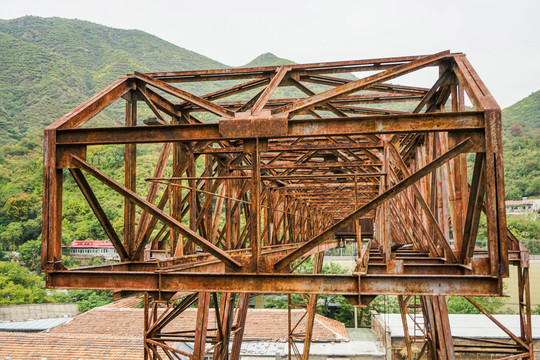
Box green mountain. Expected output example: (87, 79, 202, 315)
(244, 52, 296, 67)
(503, 90, 540, 130)
(0, 16, 538, 254)
(502, 90, 540, 200)
(0, 16, 229, 144)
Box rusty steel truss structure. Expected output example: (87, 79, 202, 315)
(42, 51, 533, 359)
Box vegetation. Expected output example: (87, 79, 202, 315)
(60, 289, 113, 312)
(502, 90, 540, 200)
(0, 16, 537, 314)
(507, 215, 540, 253)
(0, 261, 55, 304)
(0, 260, 112, 311)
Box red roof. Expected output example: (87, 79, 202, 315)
(50, 303, 349, 342)
(506, 200, 535, 205)
(0, 298, 350, 358)
(0, 332, 142, 359)
(68, 240, 115, 248)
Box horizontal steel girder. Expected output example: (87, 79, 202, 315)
(47, 271, 500, 296)
(55, 111, 484, 145)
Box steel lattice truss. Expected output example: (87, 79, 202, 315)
(42, 51, 534, 359)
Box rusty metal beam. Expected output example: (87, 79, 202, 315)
(271, 51, 450, 116)
(55, 111, 484, 145)
(274, 138, 472, 269)
(69, 168, 129, 261)
(70, 155, 242, 269)
(47, 271, 500, 296)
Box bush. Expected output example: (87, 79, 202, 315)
(0, 261, 47, 304)
(66, 290, 113, 312)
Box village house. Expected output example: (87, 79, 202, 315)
(505, 198, 540, 215)
(64, 240, 120, 261)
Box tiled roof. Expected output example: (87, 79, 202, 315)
(0, 299, 350, 358)
(506, 200, 536, 205)
(0, 332, 142, 359)
(49, 306, 348, 342)
(242, 309, 348, 342)
(103, 296, 142, 309)
(313, 313, 349, 340)
(104, 292, 192, 309)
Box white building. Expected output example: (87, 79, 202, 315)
(65, 240, 120, 261)
(506, 198, 540, 215)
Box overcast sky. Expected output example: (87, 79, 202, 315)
(2, 0, 539, 108)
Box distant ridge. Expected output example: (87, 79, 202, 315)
(243, 52, 296, 67)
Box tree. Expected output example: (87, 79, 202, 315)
(0, 222, 24, 250)
(0, 261, 112, 311)
(446, 295, 509, 314)
(505, 185, 522, 200)
(0, 261, 49, 304)
(5, 193, 39, 221)
(66, 290, 112, 312)
(18, 238, 41, 273)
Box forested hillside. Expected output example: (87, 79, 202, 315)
(0, 16, 232, 255)
(502, 90, 540, 200)
(0, 16, 229, 144)
(0, 16, 538, 258)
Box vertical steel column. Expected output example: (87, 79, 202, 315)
(187, 147, 197, 255)
(171, 117, 183, 257)
(205, 155, 214, 242)
(143, 292, 149, 360)
(230, 293, 250, 360)
(381, 136, 391, 261)
(213, 293, 237, 360)
(124, 99, 137, 256)
(398, 295, 413, 360)
(193, 292, 211, 360)
(42, 129, 63, 271)
(419, 295, 454, 360)
(250, 139, 261, 271)
(301, 252, 324, 360)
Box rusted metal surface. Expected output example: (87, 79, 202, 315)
(41, 52, 533, 359)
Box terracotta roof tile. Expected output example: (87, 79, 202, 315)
(103, 296, 142, 309)
(315, 314, 349, 340)
(50, 306, 348, 342)
(0, 332, 142, 359)
(0, 300, 349, 358)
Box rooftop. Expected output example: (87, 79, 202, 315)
(0, 332, 142, 359)
(0, 317, 73, 332)
(506, 199, 540, 205)
(67, 240, 115, 248)
(48, 306, 349, 342)
(382, 313, 540, 339)
(0, 297, 384, 359)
